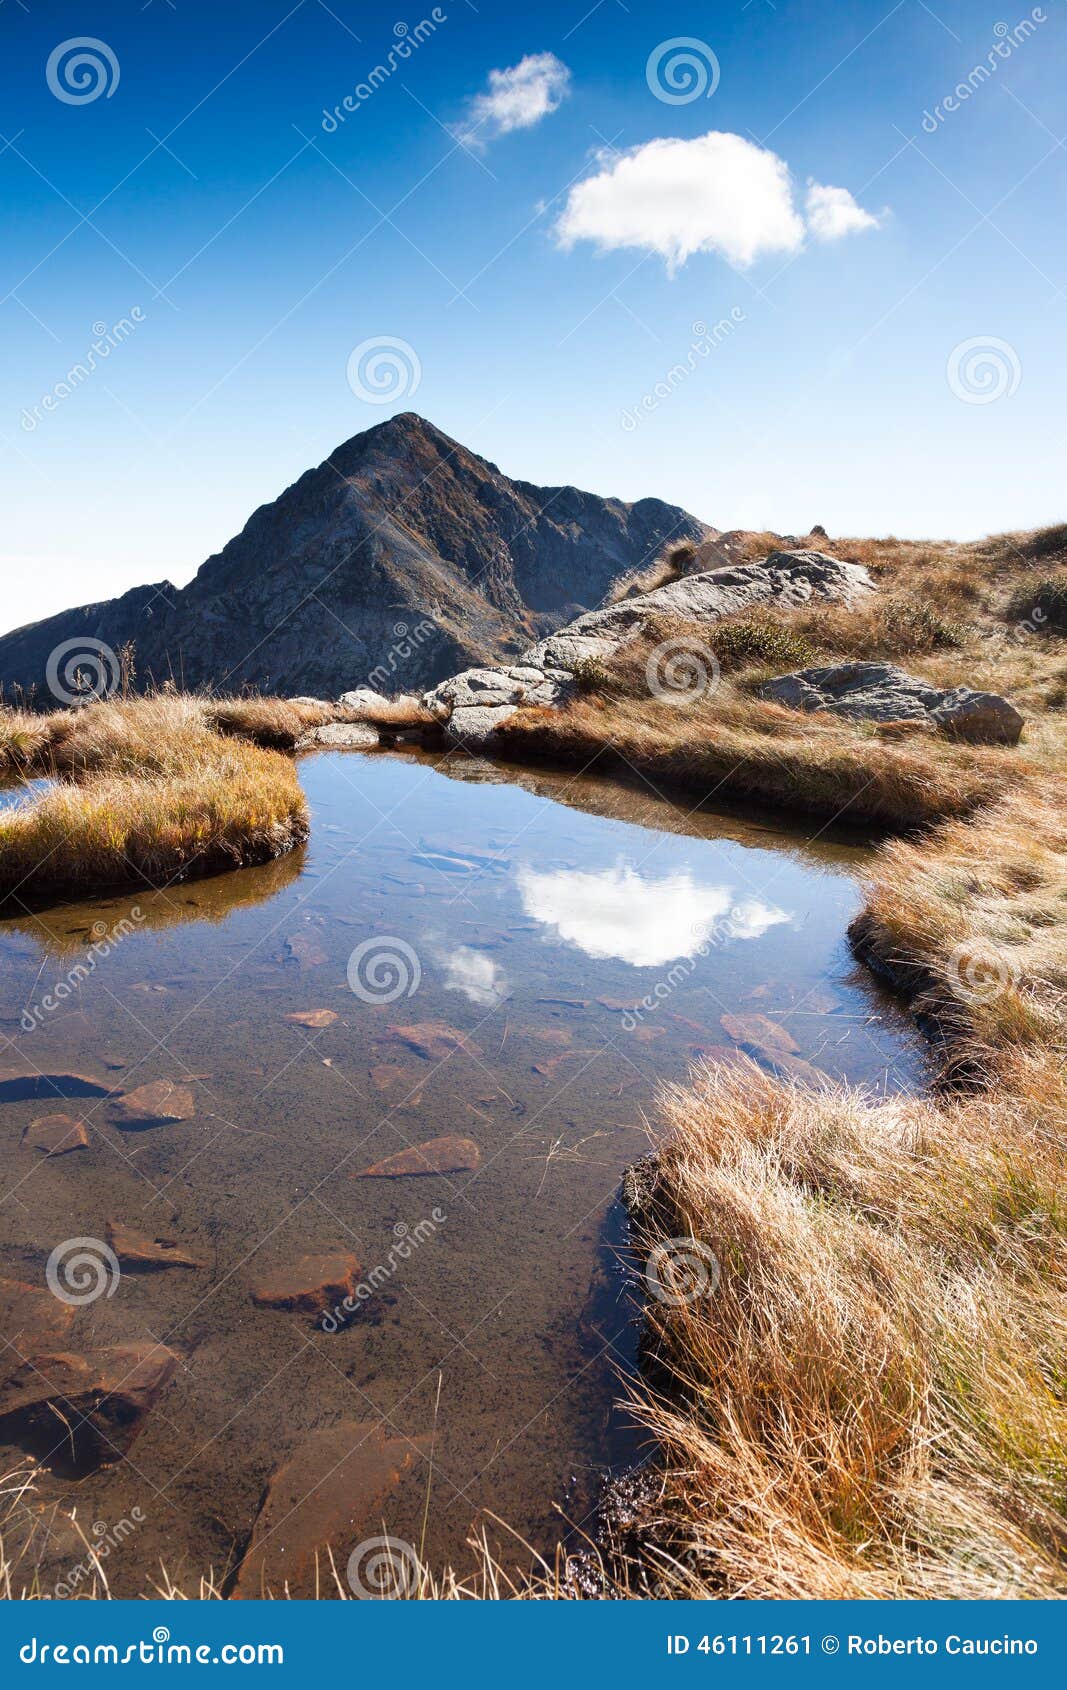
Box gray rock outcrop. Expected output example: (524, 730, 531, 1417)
(759, 662, 1025, 744)
(425, 550, 874, 747)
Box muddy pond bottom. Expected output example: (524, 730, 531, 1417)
(0, 747, 926, 1596)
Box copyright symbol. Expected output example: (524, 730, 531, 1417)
(821, 1636, 840, 1655)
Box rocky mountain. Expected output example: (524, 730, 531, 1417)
(0, 414, 711, 703)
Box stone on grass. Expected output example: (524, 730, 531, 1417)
(759, 662, 1025, 745)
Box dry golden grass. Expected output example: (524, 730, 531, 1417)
(500, 669, 1012, 829)
(852, 783, 1067, 1064)
(626, 1052, 1066, 1600)
(0, 737, 307, 909)
(0, 694, 311, 909)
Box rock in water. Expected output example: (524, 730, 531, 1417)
(354, 1136, 480, 1178)
(249, 1252, 361, 1318)
(0, 1279, 75, 1387)
(233, 1421, 430, 1598)
(110, 1080, 196, 1129)
(282, 1009, 338, 1029)
(22, 1113, 90, 1156)
(385, 1021, 482, 1062)
(106, 1221, 205, 1271)
(0, 1344, 178, 1472)
(759, 662, 1025, 744)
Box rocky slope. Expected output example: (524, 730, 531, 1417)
(0, 415, 710, 703)
(424, 549, 876, 746)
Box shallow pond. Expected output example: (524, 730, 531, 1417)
(0, 747, 926, 1596)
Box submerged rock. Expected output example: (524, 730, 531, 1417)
(0, 1343, 178, 1472)
(106, 1221, 205, 1271)
(385, 1020, 482, 1062)
(233, 1420, 430, 1598)
(22, 1113, 90, 1156)
(354, 1136, 480, 1178)
(250, 1252, 361, 1317)
(282, 1009, 338, 1029)
(0, 1279, 75, 1387)
(110, 1080, 196, 1129)
(759, 662, 1025, 744)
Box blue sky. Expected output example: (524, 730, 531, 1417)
(1, 0, 1064, 631)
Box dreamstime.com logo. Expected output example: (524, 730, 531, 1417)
(346, 1534, 419, 1598)
(321, 12, 447, 131)
(347, 936, 422, 1003)
(19, 1629, 283, 1665)
(46, 1237, 120, 1307)
(947, 336, 1021, 405)
(346, 336, 421, 404)
(322, 1209, 446, 1331)
(644, 1237, 720, 1307)
(52, 1510, 146, 1600)
(46, 37, 120, 105)
(368, 617, 436, 691)
(946, 942, 1020, 1004)
(646, 37, 720, 104)
(646, 637, 721, 705)
(46, 637, 120, 705)
(21, 310, 146, 433)
(22, 908, 145, 1031)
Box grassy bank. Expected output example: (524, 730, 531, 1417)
(0, 693, 313, 909)
(596, 527, 1067, 1599)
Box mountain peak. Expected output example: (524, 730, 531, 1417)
(0, 425, 711, 702)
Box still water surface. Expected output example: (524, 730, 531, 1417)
(0, 747, 925, 1594)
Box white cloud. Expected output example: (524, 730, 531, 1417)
(516, 863, 788, 968)
(805, 180, 881, 241)
(456, 52, 570, 149)
(555, 131, 881, 272)
(442, 946, 509, 1008)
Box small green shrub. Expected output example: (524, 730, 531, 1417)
(710, 619, 814, 674)
(879, 600, 968, 653)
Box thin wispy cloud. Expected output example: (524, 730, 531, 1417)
(555, 130, 882, 272)
(455, 52, 571, 149)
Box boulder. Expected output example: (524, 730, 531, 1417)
(422, 665, 574, 749)
(0, 1343, 178, 1472)
(232, 1420, 429, 1598)
(424, 550, 873, 745)
(294, 721, 379, 750)
(759, 663, 1025, 744)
